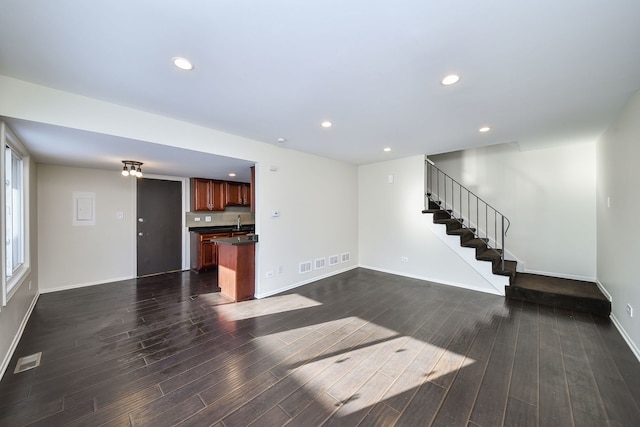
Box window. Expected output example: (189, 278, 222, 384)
(1, 122, 30, 305)
(6, 145, 24, 279)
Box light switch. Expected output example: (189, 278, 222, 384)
(205, 216, 212, 222)
(116, 211, 124, 220)
(271, 210, 280, 217)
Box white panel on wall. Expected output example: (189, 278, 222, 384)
(72, 192, 95, 226)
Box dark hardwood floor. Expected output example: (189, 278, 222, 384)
(1, 268, 639, 426)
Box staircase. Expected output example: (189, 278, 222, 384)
(422, 198, 517, 280)
(424, 160, 611, 317)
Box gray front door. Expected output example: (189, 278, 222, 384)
(136, 178, 182, 276)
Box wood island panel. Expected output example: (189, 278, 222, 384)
(217, 242, 255, 302)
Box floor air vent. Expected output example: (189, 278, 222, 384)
(14, 352, 42, 374)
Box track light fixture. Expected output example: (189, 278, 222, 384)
(121, 160, 143, 178)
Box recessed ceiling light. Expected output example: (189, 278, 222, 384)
(321, 121, 332, 128)
(172, 57, 194, 71)
(228, 173, 236, 177)
(384, 147, 391, 152)
(478, 126, 491, 133)
(277, 137, 286, 143)
(441, 74, 460, 85)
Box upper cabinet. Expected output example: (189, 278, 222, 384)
(225, 182, 251, 207)
(191, 178, 225, 211)
(191, 177, 252, 211)
(250, 166, 255, 213)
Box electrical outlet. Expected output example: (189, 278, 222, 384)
(278, 265, 283, 274)
(627, 304, 633, 318)
(266, 271, 274, 278)
(401, 256, 409, 263)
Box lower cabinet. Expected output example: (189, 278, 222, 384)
(217, 241, 256, 302)
(190, 232, 231, 272)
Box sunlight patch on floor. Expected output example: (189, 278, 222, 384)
(274, 323, 476, 418)
(210, 293, 323, 321)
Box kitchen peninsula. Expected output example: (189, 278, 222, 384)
(216, 234, 258, 302)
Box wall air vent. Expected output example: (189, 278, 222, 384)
(315, 258, 326, 270)
(341, 252, 351, 263)
(299, 261, 312, 274)
(328, 255, 339, 266)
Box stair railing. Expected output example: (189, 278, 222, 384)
(425, 158, 511, 271)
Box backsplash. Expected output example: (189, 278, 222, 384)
(185, 208, 254, 228)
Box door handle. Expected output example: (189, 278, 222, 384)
(138, 232, 143, 236)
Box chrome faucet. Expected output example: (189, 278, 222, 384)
(237, 215, 241, 231)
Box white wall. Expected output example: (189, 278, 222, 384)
(597, 89, 640, 358)
(0, 155, 38, 377)
(37, 165, 136, 291)
(430, 141, 597, 281)
(255, 150, 359, 297)
(0, 76, 359, 300)
(359, 155, 499, 294)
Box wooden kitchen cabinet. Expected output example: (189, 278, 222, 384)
(225, 182, 251, 207)
(241, 183, 250, 206)
(190, 232, 231, 272)
(250, 166, 255, 213)
(217, 238, 256, 302)
(191, 178, 225, 211)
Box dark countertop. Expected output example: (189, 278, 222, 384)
(215, 235, 259, 246)
(189, 225, 255, 233)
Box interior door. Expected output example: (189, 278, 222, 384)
(136, 178, 182, 276)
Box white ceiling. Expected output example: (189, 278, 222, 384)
(1, 0, 639, 178)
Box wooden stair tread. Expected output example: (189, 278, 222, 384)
(433, 218, 458, 225)
(461, 238, 488, 248)
(506, 273, 610, 317)
(447, 227, 475, 236)
(511, 273, 608, 301)
(493, 260, 517, 276)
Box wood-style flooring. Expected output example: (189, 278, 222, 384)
(0, 268, 639, 426)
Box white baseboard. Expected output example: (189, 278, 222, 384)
(595, 279, 613, 302)
(359, 265, 504, 296)
(610, 313, 640, 363)
(39, 276, 136, 294)
(0, 292, 40, 380)
(254, 266, 358, 299)
(523, 268, 596, 284)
